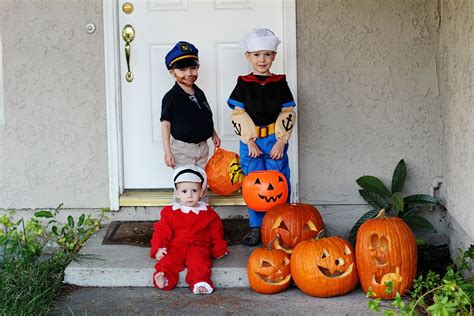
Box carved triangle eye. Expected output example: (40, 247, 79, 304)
(278, 176, 284, 182)
(344, 245, 352, 255)
(261, 260, 274, 268)
(278, 220, 289, 231)
(254, 178, 261, 185)
(321, 248, 330, 259)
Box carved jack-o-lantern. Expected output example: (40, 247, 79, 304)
(291, 235, 359, 297)
(261, 203, 325, 254)
(356, 210, 417, 299)
(247, 247, 291, 294)
(205, 147, 243, 195)
(242, 170, 288, 211)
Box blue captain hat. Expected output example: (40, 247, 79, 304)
(165, 41, 199, 70)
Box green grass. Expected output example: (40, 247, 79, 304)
(0, 252, 70, 315)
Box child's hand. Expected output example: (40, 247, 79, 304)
(270, 139, 285, 160)
(156, 248, 167, 261)
(164, 151, 176, 169)
(212, 131, 221, 147)
(215, 251, 229, 259)
(247, 139, 262, 158)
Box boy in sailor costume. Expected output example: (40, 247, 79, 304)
(227, 28, 296, 246)
(150, 165, 228, 294)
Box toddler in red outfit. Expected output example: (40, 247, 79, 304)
(150, 165, 228, 294)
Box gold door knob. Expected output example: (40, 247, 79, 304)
(122, 24, 135, 82)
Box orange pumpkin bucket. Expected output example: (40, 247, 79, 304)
(205, 147, 244, 195)
(242, 170, 288, 211)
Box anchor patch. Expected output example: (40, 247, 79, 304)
(282, 113, 294, 132)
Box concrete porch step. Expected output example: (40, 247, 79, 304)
(64, 225, 254, 287)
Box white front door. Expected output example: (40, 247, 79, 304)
(118, 0, 296, 189)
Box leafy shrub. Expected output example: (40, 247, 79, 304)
(367, 245, 473, 315)
(349, 159, 438, 244)
(0, 205, 107, 315)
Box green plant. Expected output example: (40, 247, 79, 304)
(35, 203, 106, 254)
(349, 159, 438, 244)
(0, 204, 107, 315)
(366, 245, 474, 315)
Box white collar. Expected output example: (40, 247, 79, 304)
(172, 201, 208, 214)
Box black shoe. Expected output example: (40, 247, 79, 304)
(242, 227, 261, 246)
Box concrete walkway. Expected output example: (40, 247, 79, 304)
(60, 224, 390, 315)
(53, 287, 387, 315)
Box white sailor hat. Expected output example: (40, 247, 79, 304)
(173, 165, 207, 189)
(239, 28, 281, 52)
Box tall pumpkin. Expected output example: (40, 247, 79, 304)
(291, 234, 359, 297)
(241, 170, 288, 211)
(261, 203, 324, 254)
(247, 246, 291, 294)
(356, 210, 417, 299)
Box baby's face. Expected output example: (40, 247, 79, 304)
(175, 181, 202, 207)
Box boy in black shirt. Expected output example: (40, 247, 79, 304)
(161, 41, 221, 171)
(227, 29, 297, 246)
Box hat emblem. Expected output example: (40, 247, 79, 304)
(180, 43, 190, 52)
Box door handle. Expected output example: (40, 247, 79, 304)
(122, 24, 135, 82)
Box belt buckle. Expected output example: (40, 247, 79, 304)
(259, 126, 268, 138)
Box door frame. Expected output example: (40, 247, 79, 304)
(102, 0, 299, 210)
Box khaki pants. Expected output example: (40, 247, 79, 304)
(171, 137, 210, 202)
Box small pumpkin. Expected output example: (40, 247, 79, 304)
(291, 232, 358, 297)
(242, 170, 288, 211)
(205, 147, 244, 195)
(261, 203, 325, 254)
(247, 242, 291, 294)
(356, 209, 417, 299)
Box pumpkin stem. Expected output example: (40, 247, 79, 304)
(315, 229, 326, 240)
(268, 234, 280, 250)
(376, 209, 386, 219)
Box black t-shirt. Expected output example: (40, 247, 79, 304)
(160, 83, 214, 143)
(227, 74, 295, 126)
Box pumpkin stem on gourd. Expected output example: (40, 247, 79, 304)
(268, 234, 280, 250)
(376, 209, 386, 219)
(315, 229, 326, 240)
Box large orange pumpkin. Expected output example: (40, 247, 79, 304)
(241, 170, 288, 211)
(291, 234, 359, 297)
(205, 147, 244, 195)
(356, 210, 417, 299)
(261, 203, 325, 254)
(247, 247, 291, 294)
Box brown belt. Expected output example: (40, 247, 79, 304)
(255, 123, 275, 138)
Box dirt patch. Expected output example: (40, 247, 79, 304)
(102, 219, 250, 247)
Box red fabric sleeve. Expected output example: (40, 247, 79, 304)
(149, 207, 173, 258)
(207, 207, 228, 258)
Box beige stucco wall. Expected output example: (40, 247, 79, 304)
(297, 0, 443, 205)
(0, 0, 109, 208)
(438, 0, 474, 253)
(1, 1, 471, 250)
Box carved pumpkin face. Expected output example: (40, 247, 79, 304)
(261, 203, 325, 254)
(205, 148, 242, 195)
(242, 170, 288, 211)
(247, 248, 291, 294)
(291, 237, 359, 297)
(356, 214, 417, 299)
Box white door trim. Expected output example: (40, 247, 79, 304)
(103, 0, 123, 210)
(283, 0, 299, 202)
(103, 0, 299, 210)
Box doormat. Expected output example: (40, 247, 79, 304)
(102, 218, 250, 247)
